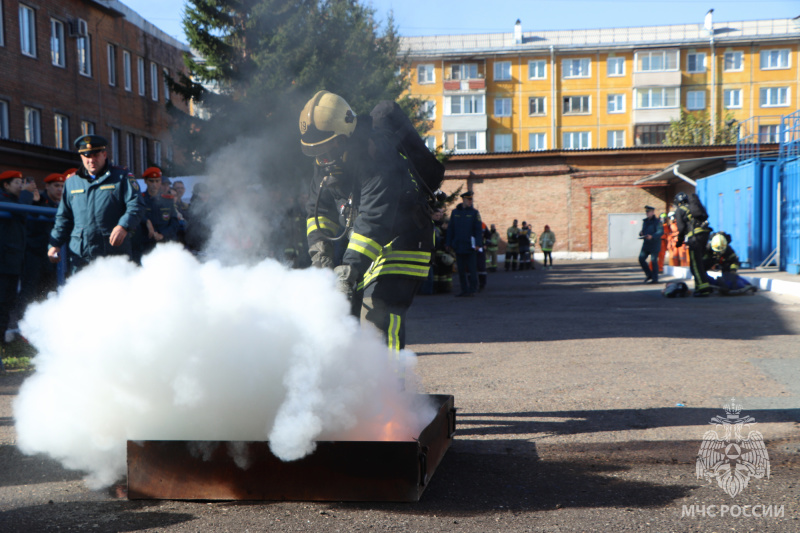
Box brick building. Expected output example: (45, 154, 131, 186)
(0, 0, 189, 181)
(442, 145, 752, 258)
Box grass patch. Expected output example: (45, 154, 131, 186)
(1, 337, 37, 372)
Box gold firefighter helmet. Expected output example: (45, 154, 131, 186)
(711, 233, 728, 253)
(299, 91, 357, 156)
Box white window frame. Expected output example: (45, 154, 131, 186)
(454, 131, 480, 152)
(51, 19, 65, 67)
(139, 137, 148, 172)
(123, 51, 132, 91)
(607, 130, 625, 148)
(424, 136, 436, 151)
(422, 100, 436, 120)
(19, 5, 37, 58)
(562, 58, 591, 78)
(760, 87, 789, 107)
(126, 133, 135, 171)
(635, 50, 679, 72)
(607, 57, 625, 77)
(494, 98, 512, 117)
(54, 114, 69, 150)
(686, 90, 706, 110)
(450, 63, 478, 80)
(724, 51, 743, 72)
(528, 96, 546, 116)
(153, 140, 162, 166)
(686, 52, 706, 73)
(77, 35, 91, 77)
(417, 64, 435, 84)
(634, 87, 680, 109)
(24, 106, 41, 144)
(111, 128, 120, 165)
(760, 49, 790, 70)
(80, 121, 94, 135)
(107, 44, 117, 86)
(528, 60, 546, 80)
(494, 61, 511, 81)
(529, 132, 547, 151)
(163, 68, 170, 101)
(607, 94, 625, 114)
(758, 124, 782, 143)
(563, 131, 590, 149)
(0, 0, 4, 47)
(137, 57, 146, 96)
(446, 94, 485, 115)
(0, 100, 9, 139)
(724, 89, 742, 109)
(150, 62, 159, 101)
(494, 134, 512, 152)
(562, 95, 591, 114)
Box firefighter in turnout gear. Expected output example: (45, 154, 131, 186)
(505, 219, 520, 271)
(300, 91, 433, 351)
(674, 192, 712, 296)
(486, 224, 499, 271)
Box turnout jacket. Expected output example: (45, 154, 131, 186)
(50, 164, 141, 261)
(674, 204, 709, 246)
(306, 118, 433, 290)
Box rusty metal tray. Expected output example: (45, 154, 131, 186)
(127, 394, 455, 502)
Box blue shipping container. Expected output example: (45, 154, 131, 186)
(781, 157, 800, 273)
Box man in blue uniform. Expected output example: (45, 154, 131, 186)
(638, 205, 663, 283)
(446, 191, 483, 296)
(0, 171, 27, 350)
(300, 91, 434, 350)
(48, 135, 141, 273)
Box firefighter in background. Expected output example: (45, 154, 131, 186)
(667, 212, 688, 266)
(674, 192, 712, 296)
(300, 91, 433, 350)
(653, 212, 669, 274)
(485, 224, 499, 272)
(433, 211, 454, 293)
(505, 219, 520, 271)
(704, 232, 757, 295)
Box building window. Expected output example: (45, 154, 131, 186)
(635, 50, 679, 72)
(607, 57, 625, 77)
(494, 98, 512, 117)
(687, 53, 706, 73)
(634, 124, 669, 146)
(107, 44, 116, 86)
(563, 131, 590, 149)
(760, 87, 789, 107)
(760, 49, 790, 70)
(24, 107, 41, 144)
(529, 132, 547, 151)
(150, 62, 159, 101)
(724, 89, 742, 109)
(528, 60, 546, 79)
(0, 101, 9, 138)
(424, 136, 435, 151)
(417, 64, 435, 84)
(111, 128, 120, 165)
(126, 133, 135, 171)
(635, 87, 679, 109)
(607, 130, 625, 148)
(686, 90, 706, 110)
(138, 57, 146, 96)
(163, 68, 170, 101)
(494, 134, 512, 152)
(140, 137, 148, 171)
(77, 35, 91, 76)
(0, 0, 4, 47)
(562, 95, 590, 114)
(80, 121, 95, 135)
(123, 51, 132, 91)
(51, 19, 65, 67)
(446, 94, 484, 115)
(494, 61, 511, 81)
(528, 96, 546, 115)
(450, 63, 478, 80)
(454, 131, 479, 151)
(19, 5, 37, 57)
(562, 58, 590, 78)
(167, 145, 174, 162)
(724, 51, 743, 71)
(607, 94, 625, 113)
(758, 125, 781, 143)
(154, 140, 162, 166)
(422, 100, 436, 120)
(54, 114, 69, 149)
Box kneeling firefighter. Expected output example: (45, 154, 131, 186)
(299, 91, 442, 351)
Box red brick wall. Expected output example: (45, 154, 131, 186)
(0, 0, 188, 180)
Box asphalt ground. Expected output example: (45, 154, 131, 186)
(1, 259, 799, 532)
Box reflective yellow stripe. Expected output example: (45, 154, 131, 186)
(373, 250, 431, 265)
(306, 216, 340, 236)
(388, 313, 401, 351)
(347, 232, 382, 261)
(358, 262, 431, 290)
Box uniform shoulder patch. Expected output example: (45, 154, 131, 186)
(130, 180, 140, 191)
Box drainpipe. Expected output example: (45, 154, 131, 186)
(672, 165, 697, 186)
(550, 45, 556, 148)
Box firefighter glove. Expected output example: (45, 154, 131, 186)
(333, 264, 358, 300)
(309, 240, 334, 269)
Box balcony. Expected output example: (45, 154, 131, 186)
(443, 78, 486, 92)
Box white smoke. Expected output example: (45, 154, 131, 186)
(14, 245, 435, 489)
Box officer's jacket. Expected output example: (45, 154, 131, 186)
(0, 190, 27, 275)
(141, 192, 179, 241)
(445, 203, 483, 254)
(306, 118, 433, 290)
(50, 164, 141, 260)
(640, 216, 663, 251)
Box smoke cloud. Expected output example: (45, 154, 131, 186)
(13, 245, 435, 489)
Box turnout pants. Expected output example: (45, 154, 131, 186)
(687, 233, 711, 292)
(352, 276, 422, 351)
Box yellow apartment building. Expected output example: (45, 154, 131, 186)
(402, 18, 800, 153)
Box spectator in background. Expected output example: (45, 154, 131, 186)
(0, 171, 28, 349)
(139, 167, 180, 258)
(171, 180, 189, 246)
(638, 205, 663, 284)
(540, 225, 556, 268)
(485, 224, 499, 272)
(446, 191, 483, 297)
(505, 219, 519, 271)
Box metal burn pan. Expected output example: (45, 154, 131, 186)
(127, 394, 455, 502)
